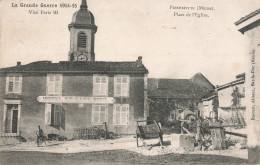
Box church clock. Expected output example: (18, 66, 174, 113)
(78, 55, 87, 61)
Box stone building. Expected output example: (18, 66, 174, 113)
(0, 0, 148, 141)
(147, 73, 214, 123)
(235, 9, 260, 163)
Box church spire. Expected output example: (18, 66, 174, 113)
(80, 0, 88, 9)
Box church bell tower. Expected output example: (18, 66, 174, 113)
(68, 0, 97, 61)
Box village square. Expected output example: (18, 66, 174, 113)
(0, 0, 259, 164)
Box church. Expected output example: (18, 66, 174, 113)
(0, 0, 149, 141)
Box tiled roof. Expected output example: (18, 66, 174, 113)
(235, 9, 260, 25)
(216, 74, 245, 91)
(148, 73, 214, 99)
(202, 91, 217, 101)
(0, 61, 148, 74)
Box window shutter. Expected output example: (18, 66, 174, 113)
(93, 76, 97, 95)
(114, 77, 117, 96)
(59, 105, 62, 126)
(106, 77, 108, 95)
(122, 84, 128, 96)
(100, 84, 105, 95)
(129, 106, 134, 124)
(116, 84, 121, 96)
(92, 105, 100, 125)
(121, 106, 126, 125)
(14, 81, 19, 92)
(45, 104, 51, 125)
(127, 77, 130, 96)
(93, 76, 101, 95)
(18, 76, 22, 93)
(59, 75, 63, 95)
(105, 105, 108, 123)
(126, 106, 129, 125)
(61, 106, 65, 131)
(91, 105, 95, 124)
(5, 76, 9, 93)
(113, 105, 116, 125)
(47, 75, 55, 94)
(55, 81, 60, 94)
(100, 106, 106, 124)
(54, 105, 61, 126)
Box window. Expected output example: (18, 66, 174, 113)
(78, 32, 87, 48)
(113, 104, 129, 125)
(6, 74, 22, 94)
(92, 105, 108, 125)
(47, 74, 62, 95)
(93, 75, 108, 96)
(45, 104, 62, 126)
(114, 75, 130, 97)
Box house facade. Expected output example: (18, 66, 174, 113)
(201, 91, 217, 119)
(147, 73, 214, 123)
(0, 0, 148, 141)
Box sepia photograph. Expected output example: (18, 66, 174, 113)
(0, 0, 260, 164)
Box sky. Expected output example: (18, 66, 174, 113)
(0, 0, 259, 85)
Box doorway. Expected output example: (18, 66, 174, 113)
(5, 104, 19, 133)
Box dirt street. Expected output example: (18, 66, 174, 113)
(0, 135, 248, 164)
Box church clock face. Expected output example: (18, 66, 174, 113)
(78, 55, 87, 61)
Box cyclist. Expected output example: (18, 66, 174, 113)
(37, 126, 45, 147)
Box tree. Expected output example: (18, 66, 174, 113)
(148, 99, 176, 126)
(231, 86, 244, 125)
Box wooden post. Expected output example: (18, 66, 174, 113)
(196, 118, 202, 150)
(136, 121, 139, 147)
(210, 120, 226, 150)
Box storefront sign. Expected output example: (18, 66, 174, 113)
(37, 96, 115, 104)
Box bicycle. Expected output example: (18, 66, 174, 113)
(35, 130, 48, 147)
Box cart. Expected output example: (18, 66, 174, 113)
(136, 120, 163, 149)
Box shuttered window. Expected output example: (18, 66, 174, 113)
(78, 32, 87, 48)
(6, 75, 22, 94)
(47, 74, 62, 95)
(114, 75, 129, 97)
(113, 104, 129, 125)
(92, 105, 108, 125)
(45, 104, 62, 126)
(93, 75, 108, 96)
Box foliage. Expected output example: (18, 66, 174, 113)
(212, 97, 219, 119)
(148, 99, 176, 126)
(231, 86, 243, 108)
(231, 86, 245, 125)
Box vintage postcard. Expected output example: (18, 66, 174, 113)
(0, 0, 260, 164)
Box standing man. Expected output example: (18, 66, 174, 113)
(37, 126, 45, 147)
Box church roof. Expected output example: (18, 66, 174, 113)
(68, 0, 97, 31)
(0, 61, 148, 74)
(71, 9, 95, 25)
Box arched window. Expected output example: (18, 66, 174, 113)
(78, 32, 87, 48)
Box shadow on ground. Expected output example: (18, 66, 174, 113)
(0, 150, 248, 165)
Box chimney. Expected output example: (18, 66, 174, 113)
(17, 61, 21, 66)
(136, 56, 143, 67)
